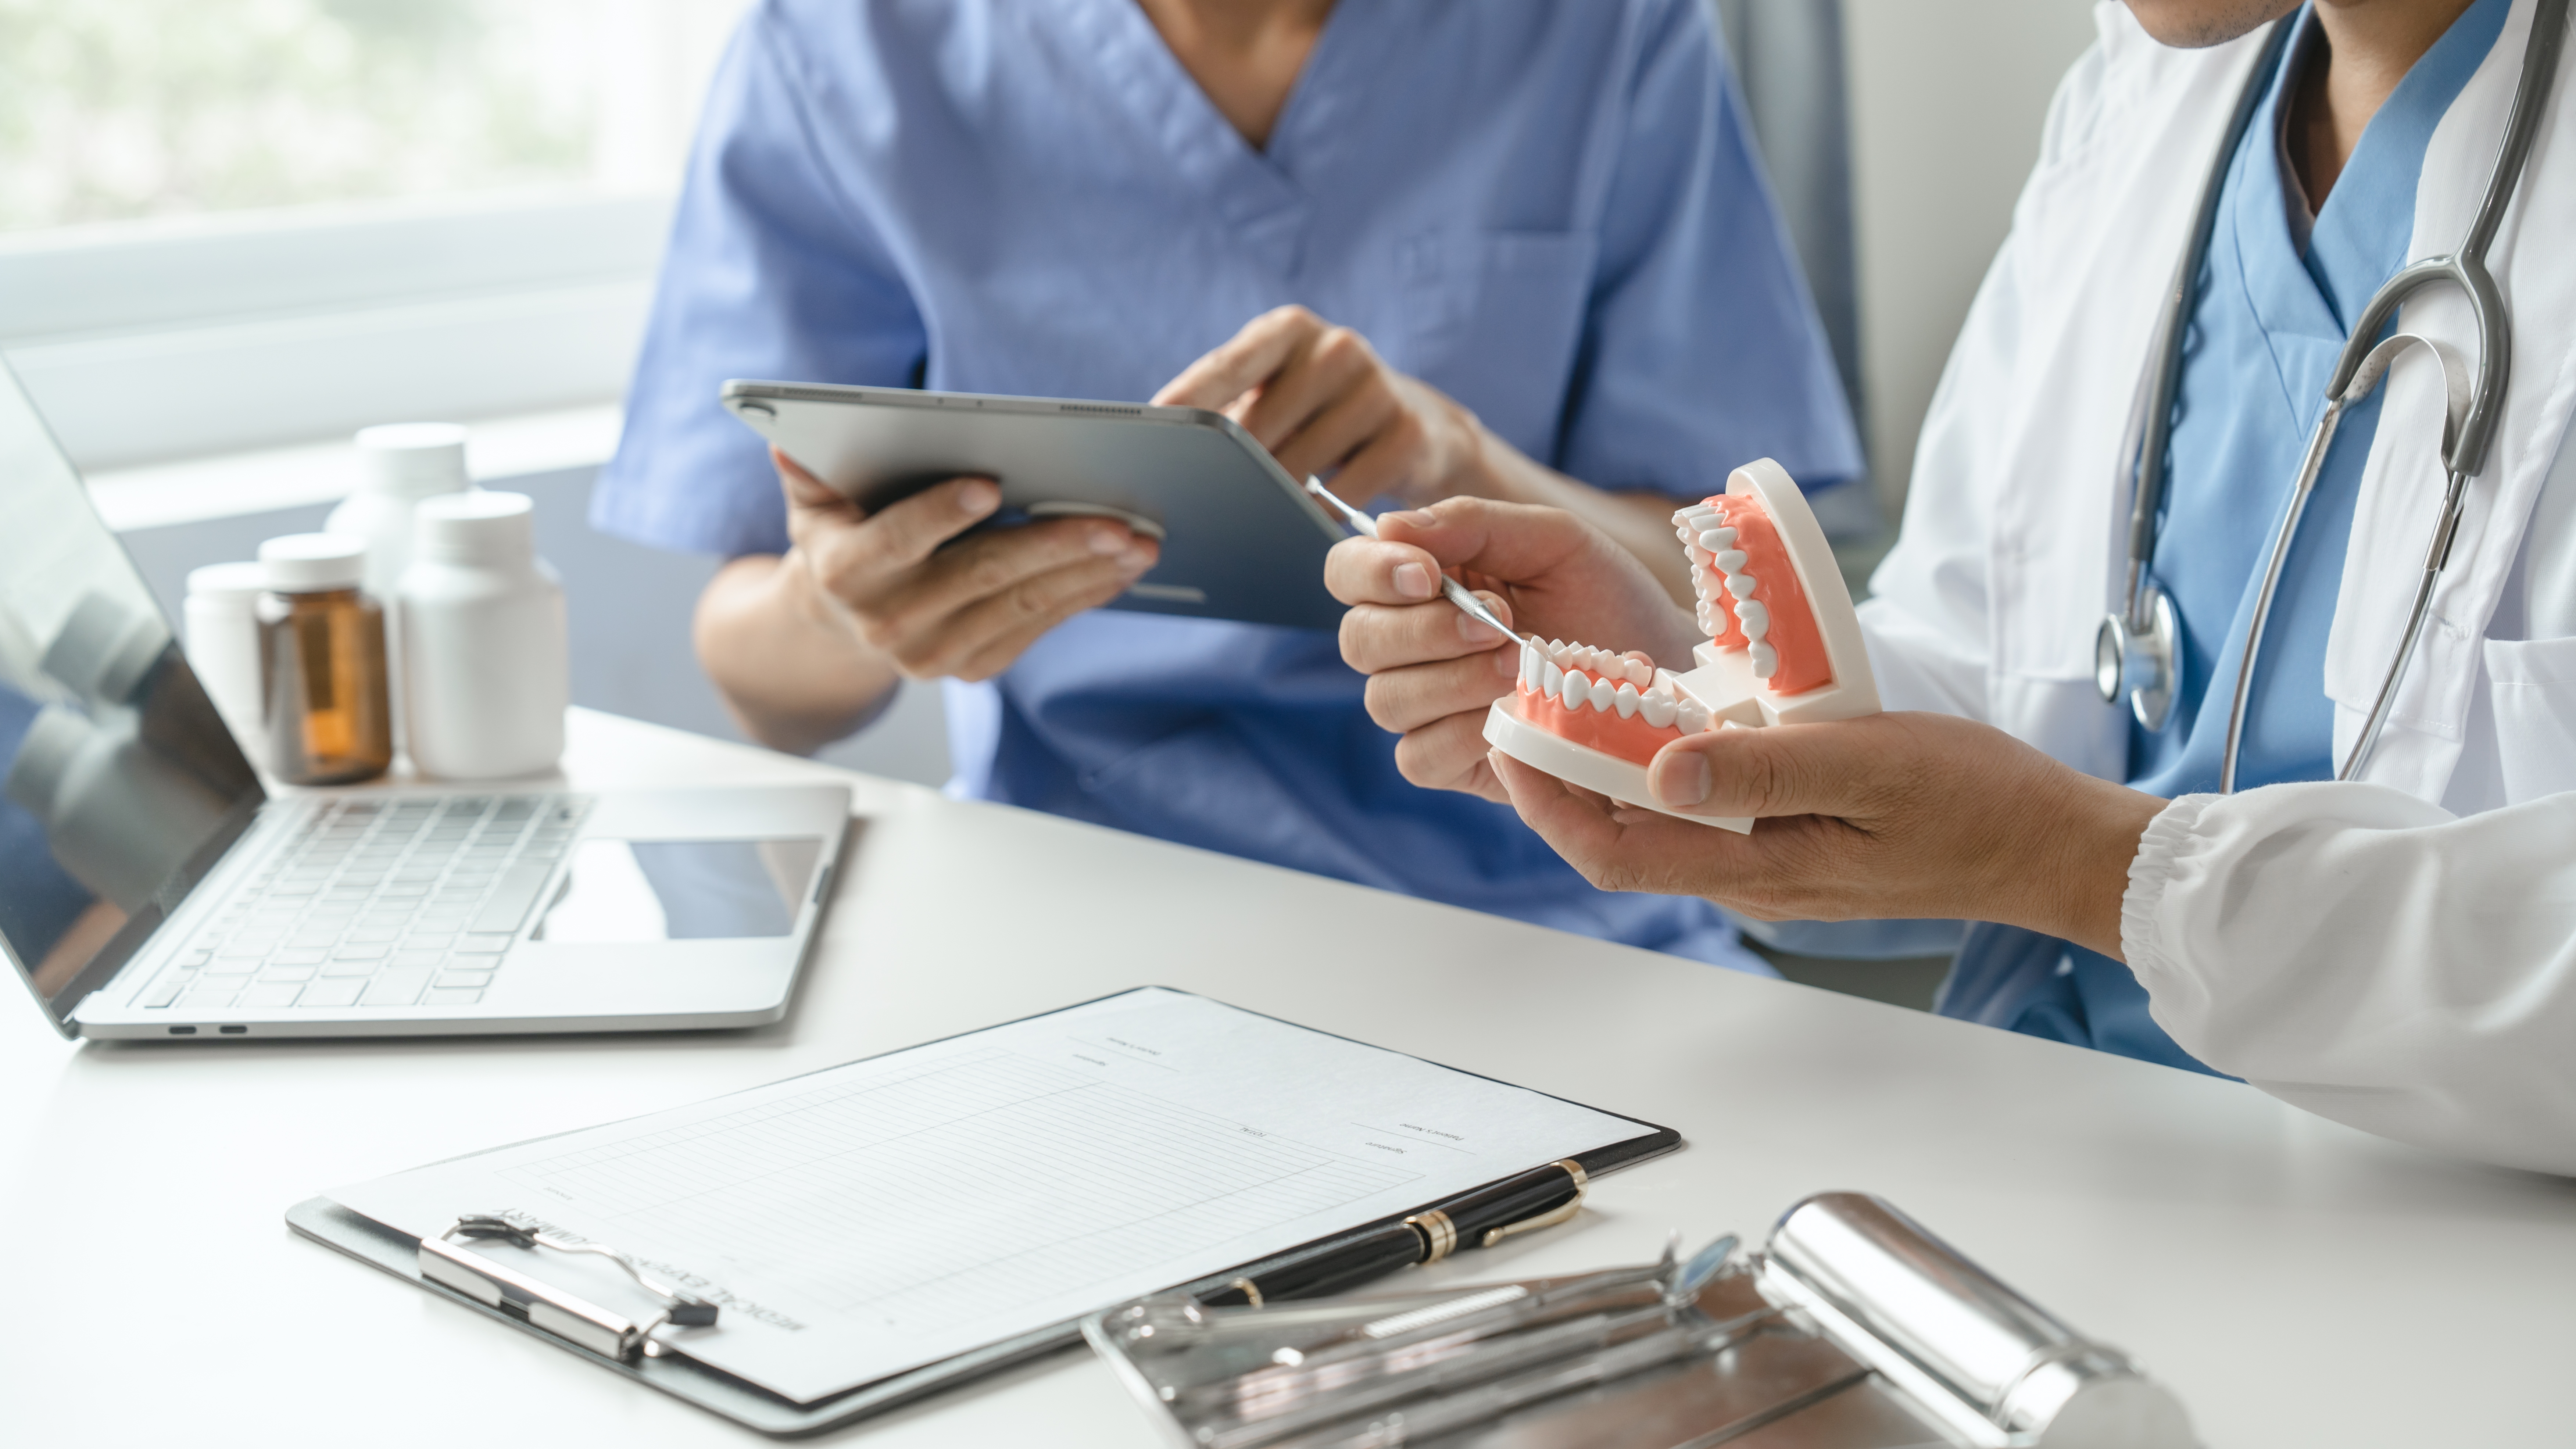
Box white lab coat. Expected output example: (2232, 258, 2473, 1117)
(1857, 0, 2576, 1173)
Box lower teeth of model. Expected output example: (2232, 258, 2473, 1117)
(1536, 651, 1694, 724)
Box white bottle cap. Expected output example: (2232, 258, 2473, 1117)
(260, 533, 368, 592)
(355, 422, 471, 498)
(186, 560, 269, 604)
(414, 490, 536, 565)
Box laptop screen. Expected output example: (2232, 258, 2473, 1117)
(0, 364, 263, 1033)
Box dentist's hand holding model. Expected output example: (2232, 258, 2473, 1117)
(1328, 501, 2161, 954)
(1333, 0, 2576, 1175)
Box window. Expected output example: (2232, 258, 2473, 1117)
(0, 0, 751, 471)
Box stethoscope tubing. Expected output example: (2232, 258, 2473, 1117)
(2116, 22, 2293, 621)
(2110, 0, 2568, 794)
(2220, 334, 2471, 791)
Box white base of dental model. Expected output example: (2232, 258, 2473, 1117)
(1483, 458, 1879, 833)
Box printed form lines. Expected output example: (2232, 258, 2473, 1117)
(524, 1049, 1013, 1172)
(511, 1079, 1102, 1216)
(822, 1156, 1406, 1324)
(494, 1051, 1421, 1330)
(499, 1051, 1077, 1209)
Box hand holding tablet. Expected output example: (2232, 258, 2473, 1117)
(760, 449, 1163, 685)
(725, 379, 1348, 633)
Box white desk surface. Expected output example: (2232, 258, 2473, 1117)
(4, 709, 2569, 1448)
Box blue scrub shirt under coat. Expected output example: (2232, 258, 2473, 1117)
(1936, 0, 2510, 1069)
(592, 0, 1863, 971)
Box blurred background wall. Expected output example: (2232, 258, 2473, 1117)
(1717, 0, 2101, 529)
(6, 0, 2101, 792)
(1841, 0, 2101, 525)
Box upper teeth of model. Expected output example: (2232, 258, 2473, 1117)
(1670, 500, 1779, 680)
(1519, 640, 1702, 729)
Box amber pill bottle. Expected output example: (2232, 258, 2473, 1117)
(256, 534, 393, 785)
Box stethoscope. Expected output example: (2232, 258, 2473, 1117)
(2096, 0, 2568, 793)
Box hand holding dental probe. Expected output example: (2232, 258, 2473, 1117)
(1324, 496, 1706, 802)
(1303, 478, 1523, 645)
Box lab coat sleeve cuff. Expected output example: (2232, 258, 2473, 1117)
(2117, 792, 2216, 1009)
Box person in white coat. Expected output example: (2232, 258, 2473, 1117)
(1321, 0, 2576, 1175)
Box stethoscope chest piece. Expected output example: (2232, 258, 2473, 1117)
(2097, 584, 2180, 732)
(2093, 0, 2564, 787)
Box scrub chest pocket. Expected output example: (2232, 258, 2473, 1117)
(1399, 231, 1599, 459)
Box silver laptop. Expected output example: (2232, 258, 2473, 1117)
(0, 362, 850, 1040)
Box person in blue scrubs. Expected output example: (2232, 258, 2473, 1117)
(1935, 0, 2510, 1071)
(594, 0, 1861, 972)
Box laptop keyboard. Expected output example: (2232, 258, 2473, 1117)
(137, 794, 591, 1013)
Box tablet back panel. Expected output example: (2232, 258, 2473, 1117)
(723, 383, 1346, 632)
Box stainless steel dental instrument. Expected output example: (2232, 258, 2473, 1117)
(1303, 477, 1527, 646)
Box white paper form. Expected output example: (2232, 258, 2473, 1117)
(326, 989, 1656, 1405)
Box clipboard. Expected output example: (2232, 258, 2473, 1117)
(289, 988, 1679, 1437)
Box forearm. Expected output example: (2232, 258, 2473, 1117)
(694, 553, 902, 755)
(1459, 425, 1698, 603)
(2125, 784, 2576, 1174)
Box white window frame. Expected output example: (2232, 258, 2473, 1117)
(0, 191, 672, 473)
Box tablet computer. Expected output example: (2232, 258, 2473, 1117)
(721, 380, 1348, 632)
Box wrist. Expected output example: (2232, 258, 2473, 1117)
(1430, 395, 1500, 503)
(2028, 774, 2164, 958)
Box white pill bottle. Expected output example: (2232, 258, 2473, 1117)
(327, 422, 473, 757)
(326, 422, 474, 601)
(181, 560, 271, 755)
(397, 491, 568, 780)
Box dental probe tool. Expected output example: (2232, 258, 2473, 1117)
(1303, 477, 1525, 645)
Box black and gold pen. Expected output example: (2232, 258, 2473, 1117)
(1196, 1159, 1588, 1308)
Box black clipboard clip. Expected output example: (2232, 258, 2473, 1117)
(417, 1213, 718, 1363)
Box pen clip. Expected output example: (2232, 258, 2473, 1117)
(1478, 1160, 1588, 1249)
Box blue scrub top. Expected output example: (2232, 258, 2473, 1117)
(593, 0, 1862, 972)
(1939, 0, 2509, 1069)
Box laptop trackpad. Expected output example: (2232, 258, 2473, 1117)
(533, 838, 822, 942)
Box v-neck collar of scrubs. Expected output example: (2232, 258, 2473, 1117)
(1065, 0, 1390, 276)
(2234, 0, 2514, 408)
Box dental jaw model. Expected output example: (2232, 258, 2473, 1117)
(1482, 458, 1879, 833)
